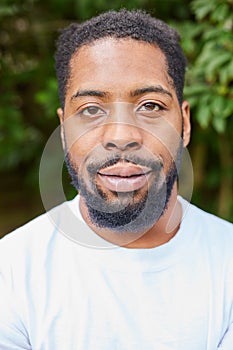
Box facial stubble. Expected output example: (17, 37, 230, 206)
(64, 142, 183, 234)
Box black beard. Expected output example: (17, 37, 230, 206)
(64, 143, 183, 233)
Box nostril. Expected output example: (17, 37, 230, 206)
(104, 140, 141, 151)
(105, 142, 118, 150)
(127, 141, 140, 149)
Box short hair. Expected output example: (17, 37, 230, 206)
(55, 9, 187, 109)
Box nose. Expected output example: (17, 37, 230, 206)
(102, 123, 143, 151)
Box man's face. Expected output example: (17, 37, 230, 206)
(58, 38, 190, 233)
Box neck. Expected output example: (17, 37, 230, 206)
(79, 186, 182, 249)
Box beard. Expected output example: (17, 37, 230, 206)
(64, 142, 183, 234)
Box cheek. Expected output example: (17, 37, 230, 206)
(143, 118, 182, 161)
(62, 112, 103, 150)
(68, 129, 102, 165)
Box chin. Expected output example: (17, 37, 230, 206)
(78, 173, 170, 233)
(64, 148, 180, 233)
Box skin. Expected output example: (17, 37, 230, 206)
(57, 38, 191, 248)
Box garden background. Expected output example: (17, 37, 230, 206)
(0, 0, 232, 237)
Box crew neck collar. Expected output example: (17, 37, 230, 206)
(56, 195, 197, 272)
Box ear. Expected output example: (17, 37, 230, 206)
(57, 107, 63, 123)
(181, 101, 191, 147)
(57, 107, 65, 149)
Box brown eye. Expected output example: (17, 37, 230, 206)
(83, 106, 101, 116)
(78, 105, 106, 118)
(136, 101, 165, 119)
(141, 102, 160, 111)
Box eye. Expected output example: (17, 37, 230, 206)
(139, 102, 161, 112)
(136, 101, 166, 118)
(77, 105, 107, 118)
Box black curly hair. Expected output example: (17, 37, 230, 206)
(55, 9, 187, 110)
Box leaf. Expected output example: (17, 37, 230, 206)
(196, 101, 212, 128)
(211, 3, 229, 23)
(192, 1, 215, 20)
(219, 67, 231, 85)
(184, 84, 208, 96)
(196, 42, 217, 65)
(212, 116, 226, 133)
(210, 95, 226, 115)
(206, 52, 232, 81)
(221, 99, 233, 118)
(226, 60, 233, 80)
(0, 5, 19, 18)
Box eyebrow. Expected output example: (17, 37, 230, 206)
(71, 89, 109, 101)
(70, 85, 172, 102)
(131, 86, 173, 98)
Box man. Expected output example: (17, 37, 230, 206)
(0, 9, 232, 349)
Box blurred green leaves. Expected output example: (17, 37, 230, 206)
(176, 0, 233, 133)
(35, 78, 59, 119)
(175, 0, 233, 219)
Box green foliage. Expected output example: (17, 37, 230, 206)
(173, 0, 233, 220)
(0, 46, 45, 170)
(0, 0, 57, 172)
(35, 78, 59, 119)
(74, 0, 148, 20)
(176, 0, 233, 133)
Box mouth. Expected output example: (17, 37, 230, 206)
(97, 162, 152, 192)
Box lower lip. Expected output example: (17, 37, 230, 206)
(97, 173, 151, 192)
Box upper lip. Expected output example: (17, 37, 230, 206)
(97, 162, 152, 177)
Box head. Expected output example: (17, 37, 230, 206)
(55, 9, 187, 110)
(55, 10, 190, 236)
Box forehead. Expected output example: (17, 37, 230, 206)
(67, 38, 174, 99)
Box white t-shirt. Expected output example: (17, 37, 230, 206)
(0, 196, 233, 350)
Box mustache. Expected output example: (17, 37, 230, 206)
(86, 153, 163, 175)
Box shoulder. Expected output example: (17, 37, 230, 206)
(1, 204, 59, 251)
(179, 198, 233, 252)
(180, 196, 232, 235)
(0, 196, 80, 266)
